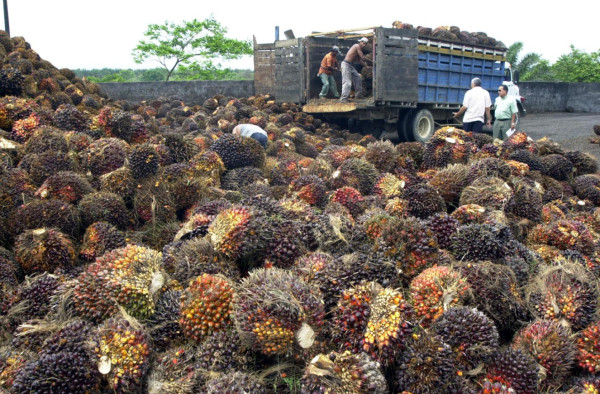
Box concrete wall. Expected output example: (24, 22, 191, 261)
(519, 82, 600, 113)
(99, 80, 254, 106)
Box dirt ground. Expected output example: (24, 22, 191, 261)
(518, 112, 600, 161)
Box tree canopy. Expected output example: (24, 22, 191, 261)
(131, 17, 253, 81)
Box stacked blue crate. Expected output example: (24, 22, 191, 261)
(418, 51, 505, 105)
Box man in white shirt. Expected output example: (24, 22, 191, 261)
(232, 124, 269, 148)
(452, 78, 492, 132)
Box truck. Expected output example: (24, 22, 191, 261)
(253, 26, 526, 142)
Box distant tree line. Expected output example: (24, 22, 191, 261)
(73, 68, 253, 83)
(509, 43, 600, 82)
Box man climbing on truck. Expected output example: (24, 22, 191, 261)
(452, 77, 493, 132)
(340, 37, 373, 103)
(318, 46, 341, 99)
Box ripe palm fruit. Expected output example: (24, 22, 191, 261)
(478, 348, 538, 394)
(403, 182, 446, 219)
(99, 166, 136, 201)
(409, 265, 470, 327)
(301, 351, 388, 393)
(467, 157, 512, 182)
(129, 143, 159, 179)
(422, 127, 477, 168)
(290, 174, 328, 207)
(427, 163, 470, 208)
(21, 150, 75, 185)
(79, 191, 132, 230)
(527, 263, 597, 331)
(432, 307, 499, 372)
(207, 204, 268, 263)
(576, 321, 600, 374)
(73, 244, 165, 322)
(373, 172, 404, 199)
(233, 268, 325, 356)
(564, 375, 600, 393)
(328, 157, 378, 195)
(12, 320, 101, 394)
(82, 137, 129, 176)
(293, 251, 342, 311)
(3, 273, 60, 325)
(451, 203, 487, 224)
(189, 150, 225, 187)
(205, 371, 267, 394)
(566, 151, 598, 176)
(364, 139, 397, 172)
(209, 133, 265, 170)
(362, 211, 395, 243)
(179, 274, 233, 342)
(527, 219, 595, 255)
(377, 216, 440, 281)
(147, 345, 200, 394)
(79, 221, 126, 261)
(94, 317, 151, 392)
(512, 319, 576, 391)
(53, 103, 89, 131)
(23, 126, 68, 155)
(14, 228, 75, 274)
(395, 329, 455, 393)
(505, 181, 543, 222)
(331, 282, 413, 366)
(264, 219, 307, 269)
(196, 329, 255, 373)
(457, 262, 528, 333)
(133, 178, 177, 224)
(330, 186, 366, 217)
(34, 170, 93, 203)
(459, 176, 513, 210)
(450, 223, 513, 262)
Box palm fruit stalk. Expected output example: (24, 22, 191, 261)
(233, 268, 325, 357)
(179, 273, 234, 343)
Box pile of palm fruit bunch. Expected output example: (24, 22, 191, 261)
(4, 31, 600, 394)
(392, 20, 506, 48)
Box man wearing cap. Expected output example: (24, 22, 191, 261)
(340, 37, 373, 103)
(318, 46, 341, 99)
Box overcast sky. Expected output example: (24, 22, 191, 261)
(4, 0, 598, 71)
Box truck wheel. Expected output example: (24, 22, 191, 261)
(409, 109, 435, 143)
(398, 110, 415, 142)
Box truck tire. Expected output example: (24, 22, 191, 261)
(409, 109, 435, 143)
(398, 110, 415, 142)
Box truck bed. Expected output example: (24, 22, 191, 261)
(302, 98, 375, 113)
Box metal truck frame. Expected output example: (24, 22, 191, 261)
(254, 26, 525, 142)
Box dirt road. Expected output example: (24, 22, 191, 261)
(518, 112, 600, 160)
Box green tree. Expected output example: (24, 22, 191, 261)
(132, 17, 252, 81)
(551, 45, 600, 82)
(506, 42, 544, 80)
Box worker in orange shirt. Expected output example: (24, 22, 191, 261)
(318, 46, 341, 99)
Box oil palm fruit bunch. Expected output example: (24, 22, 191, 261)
(540, 153, 574, 181)
(179, 273, 234, 343)
(290, 174, 328, 207)
(508, 149, 544, 172)
(2, 273, 61, 325)
(221, 166, 265, 191)
(450, 223, 513, 262)
(82, 137, 129, 176)
(512, 319, 576, 391)
(504, 181, 543, 221)
(376, 216, 440, 281)
(409, 265, 470, 328)
(94, 317, 152, 392)
(527, 219, 595, 255)
(576, 321, 600, 374)
(373, 172, 405, 199)
(362, 211, 395, 243)
(328, 157, 378, 195)
(427, 163, 470, 208)
(189, 150, 225, 187)
(527, 263, 597, 331)
(364, 139, 397, 173)
(477, 347, 538, 394)
(204, 371, 267, 394)
(207, 204, 270, 265)
(14, 228, 75, 275)
(209, 133, 265, 170)
(79, 191, 132, 230)
(330, 186, 366, 217)
(431, 306, 499, 372)
(573, 174, 600, 205)
(34, 170, 93, 203)
(394, 329, 456, 393)
(20, 150, 75, 185)
(467, 157, 512, 182)
(99, 166, 136, 201)
(233, 268, 325, 356)
(501, 131, 537, 155)
(147, 345, 199, 394)
(12, 320, 101, 394)
(459, 176, 514, 210)
(456, 262, 528, 333)
(566, 151, 598, 176)
(563, 375, 600, 393)
(133, 178, 177, 224)
(293, 251, 343, 312)
(128, 143, 160, 180)
(264, 219, 307, 269)
(403, 182, 446, 219)
(422, 126, 477, 168)
(52, 103, 89, 132)
(451, 203, 487, 224)
(23, 126, 68, 155)
(311, 210, 355, 255)
(196, 329, 255, 373)
(73, 244, 165, 322)
(300, 350, 388, 393)
(425, 212, 460, 249)
(79, 221, 127, 262)
(319, 144, 361, 168)
(331, 282, 413, 366)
